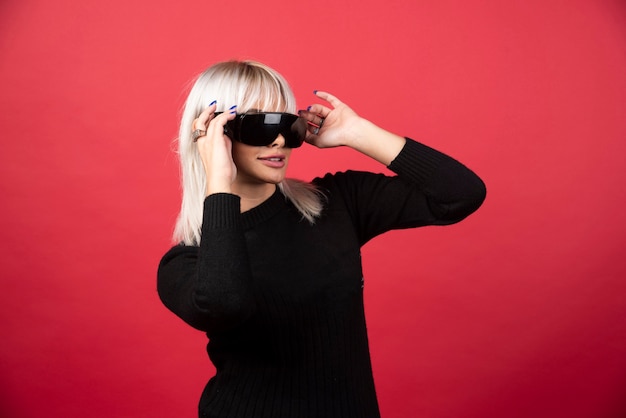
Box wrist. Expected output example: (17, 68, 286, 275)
(345, 119, 406, 166)
(343, 117, 375, 149)
(206, 182, 232, 196)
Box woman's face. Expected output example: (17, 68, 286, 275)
(231, 134, 292, 187)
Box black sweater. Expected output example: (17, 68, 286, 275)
(157, 138, 486, 418)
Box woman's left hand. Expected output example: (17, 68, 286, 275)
(299, 91, 364, 149)
(299, 90, 407, 166)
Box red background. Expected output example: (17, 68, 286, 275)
(1, 0, 625, 417)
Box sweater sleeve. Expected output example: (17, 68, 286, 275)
(318, 137, 486, 245)
(157, 193, 256, 334)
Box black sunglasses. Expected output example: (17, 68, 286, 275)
(215, 112, 307, 148)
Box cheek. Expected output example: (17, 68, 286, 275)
(231, 142, 253, 168)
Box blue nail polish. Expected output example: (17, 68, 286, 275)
(210, 100, 217, 106)
(307, 105, 312, 111)
(313, 90, 318, 94)
(229, 105, 237, 110)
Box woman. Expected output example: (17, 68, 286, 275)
(158, 60, 486, 418)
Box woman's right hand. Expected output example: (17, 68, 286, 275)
(193, 103, 237, 195)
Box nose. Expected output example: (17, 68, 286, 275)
(270, 134, 285, 148)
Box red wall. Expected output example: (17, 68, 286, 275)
(1, 0, 625, 417)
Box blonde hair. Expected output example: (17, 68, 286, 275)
(173, 60, 325, 246)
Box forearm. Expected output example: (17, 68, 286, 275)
(197, 194, 255, 317)
(157, 194, 256, 332)
(343, 118, 407, 166)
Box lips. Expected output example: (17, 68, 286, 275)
(258, 154, 287, 168)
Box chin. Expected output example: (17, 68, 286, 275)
(259, 168, 288, 184)
(265, 175, 286, 185)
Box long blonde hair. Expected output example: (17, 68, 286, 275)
(173, 60, 325, 246)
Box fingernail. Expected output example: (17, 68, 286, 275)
(209, 100, 217, 106)
(307, 105, 312, 111)
(313, 90, 318, 94)
(229, 105, 237, 114)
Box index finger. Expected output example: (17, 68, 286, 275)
(196, 100, 218, 125)
(314, 90, 342, 107)
(206, 105, 238, 137)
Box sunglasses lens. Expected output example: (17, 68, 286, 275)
(233, 113, 305, 148)
(285, 118, 307, 148)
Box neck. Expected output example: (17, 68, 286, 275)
(232, 182, 278, 212)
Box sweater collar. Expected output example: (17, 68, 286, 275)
(240, 188, 286, 229)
